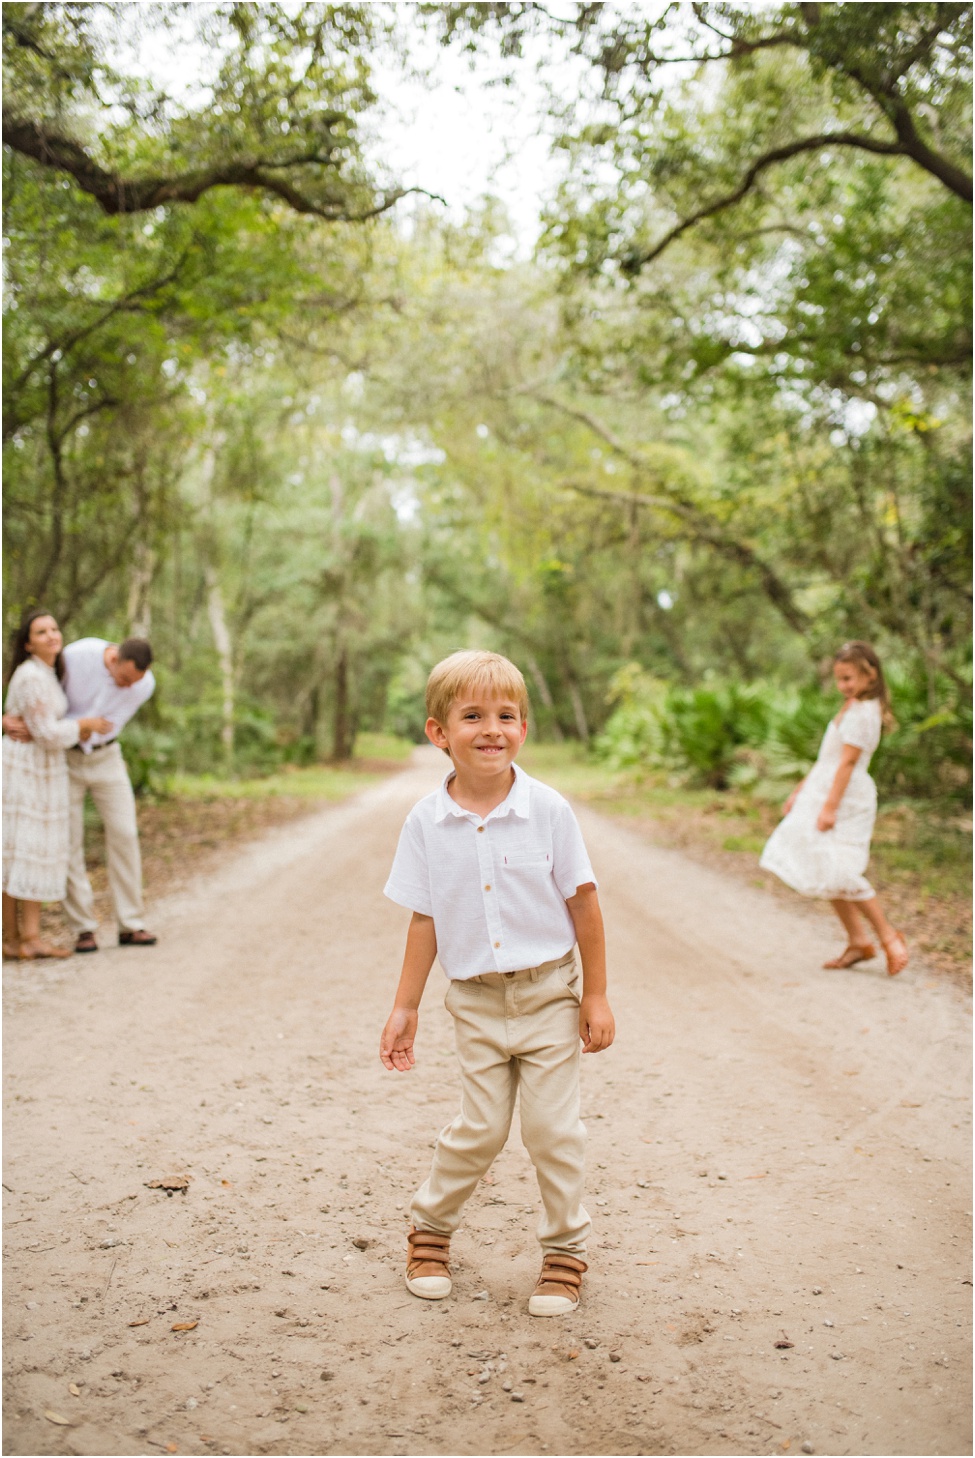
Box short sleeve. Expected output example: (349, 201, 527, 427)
(383, 813, 434, 916)
(551, 799, 597, 900)
(839, 700, 881, 755)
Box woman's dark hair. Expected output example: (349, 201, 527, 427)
(9, 610, 65, 684)
(834, 640, 895, 733)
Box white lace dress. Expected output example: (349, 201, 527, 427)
(2, 658, 81, 901)
(760, 697, 883, 902)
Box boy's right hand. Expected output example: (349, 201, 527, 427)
(380, 1008, 418, 1072)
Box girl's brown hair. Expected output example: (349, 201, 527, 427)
(833, 640, 895, 733)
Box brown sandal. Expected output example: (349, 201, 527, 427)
(823, 943, 877, 969)
(528, 1253, 587, 1317)
(882, 931, 909, 977)
(405, 1228, 452, 1299)
(118, 929, 157, 946)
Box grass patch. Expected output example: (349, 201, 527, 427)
(167, 732, 416, 802)
(171, 765, 388, 802)
(354, 731, 417, 764)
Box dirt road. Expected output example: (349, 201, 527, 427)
(4, 749, 971, 1457)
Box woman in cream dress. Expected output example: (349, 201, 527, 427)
(761, 641, 908, 977)
(2, 612, 111, 959)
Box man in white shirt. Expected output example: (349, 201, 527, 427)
(3, 637, 158, 951)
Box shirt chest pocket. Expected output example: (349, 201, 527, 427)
(501, 849, 552, 870)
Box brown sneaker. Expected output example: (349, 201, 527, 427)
(528, 1253, 587, 1316)
(405, 1227, 452, 1300)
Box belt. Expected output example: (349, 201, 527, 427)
(467, 951, 576, 985)
(71, 739, 118, 752)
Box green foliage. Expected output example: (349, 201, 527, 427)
(2, 7, 971, 805)
(873, 670, 973, 804)
(661, 685, 772, 790)
(596, 667, 772, 789)
(597, 660, 972, 805)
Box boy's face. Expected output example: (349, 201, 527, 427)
(426, 687, 527, 778)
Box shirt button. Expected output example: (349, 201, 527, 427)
(484, 883, 491, 891)
(477, 826, 485, 833)
(494, 941, 501, 948)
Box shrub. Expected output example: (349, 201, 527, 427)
(595, 660, 972, 805)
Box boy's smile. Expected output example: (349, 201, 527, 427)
(426, 689, 528, 803)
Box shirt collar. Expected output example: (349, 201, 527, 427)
(434, 761, 532, 824)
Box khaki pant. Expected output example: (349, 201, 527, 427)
(63, 744, 145, 934)
(412, 953, 590, 1256)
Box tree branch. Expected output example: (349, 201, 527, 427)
(796, 17, 973, 201)
(2, 113, 445, 220)
(3, 255, 191, 441)
(872, 87, 972, 200)
(567, 478, 811, 634)
(525, 389, 810, 634)
(621, 130, 923, 274)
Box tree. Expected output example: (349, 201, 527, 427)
(3, 3, 428, 221)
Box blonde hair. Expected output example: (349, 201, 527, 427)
(834, 640, 896, 733)
(425, 650, 529, 745)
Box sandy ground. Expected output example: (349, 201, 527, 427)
(3, 748, 972, 1458)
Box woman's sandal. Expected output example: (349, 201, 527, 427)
(823, 943, 877, 969)
(3, 940, 22, 960)
(882, 931, 909, 977)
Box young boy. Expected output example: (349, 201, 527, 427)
(380, 649, 614, 1316)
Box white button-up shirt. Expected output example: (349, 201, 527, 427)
(63, 639, 155, 753)
(384, 763, 597, 980)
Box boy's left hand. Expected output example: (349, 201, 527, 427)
(380, 1007, 418, 1072)
(580, 994, 615, 1054)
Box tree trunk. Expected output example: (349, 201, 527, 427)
(304, 684, 320, 743)
(567, 676, 590, 742)
(205, 566, 234, 770)
(127, 544, 154, 638)
(524, 654, 564, 741)
(331, 646, 352, 762)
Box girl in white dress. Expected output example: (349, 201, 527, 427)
(761, 641, 909, 977)
(2, 612, 112, 960)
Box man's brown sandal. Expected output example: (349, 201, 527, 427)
(119, 929, 157, 946)
(405, 1228, 452, 1299)
(528, 1253, 587, 1317)
(75, 932, 98, 954)
(823, 942, 876, 969)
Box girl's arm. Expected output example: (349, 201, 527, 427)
(380, 912, 438, 1072)
(816, 745, 862, 831)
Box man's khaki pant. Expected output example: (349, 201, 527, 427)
(63, 744, 145, 934)
(411, 953, 591, 1256)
